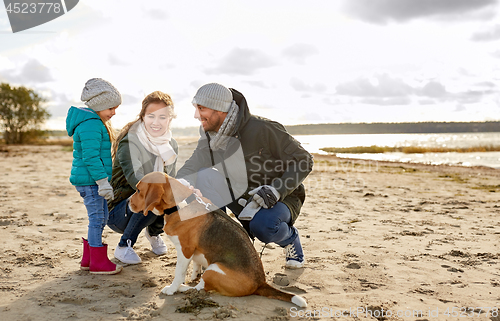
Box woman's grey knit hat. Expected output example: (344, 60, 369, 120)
(81, 78, 122, 112)
(192, 83, 233, 112)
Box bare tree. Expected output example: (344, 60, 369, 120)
(0, 83, 50, 144)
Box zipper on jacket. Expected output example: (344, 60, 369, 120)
(206, 132, 236, 203)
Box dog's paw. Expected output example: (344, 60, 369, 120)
(161, 285, 176, 295)
(178, 284, 192, 292)
(190, 271, 201, 281)
(190, 263, 202, 281)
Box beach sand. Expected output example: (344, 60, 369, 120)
(0, 142, 499, 320)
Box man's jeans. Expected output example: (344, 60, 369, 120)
(107, 198, 165, 248)
(195, 168, 297, 247)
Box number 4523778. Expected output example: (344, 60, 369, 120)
(6, 3, 62, 14)
(443, 307, 498, 317)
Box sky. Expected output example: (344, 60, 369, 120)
(1, 0, 500, 131)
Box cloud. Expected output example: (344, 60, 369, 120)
(46, 91, 73, 118)
(108, 54, 130, 66)
(122, 94, 142, 105)
(475, 81, 497, 88)
(335, 74, 413, 97)
(417, 81, 447, 98)
(144, 8, 169, 20)
(4, 59, 53, 84)
(455, 90, 491, 104)
(471, 25, 500, 41)
(243, 80, 271, 89)
(335, 74, 496, 106)
(342, 0, 497, 24)
(361, 97, 411, 106)
(282, 44, 319, 64)
(204, 48, 277, 75)
(290, 78, 327, 93)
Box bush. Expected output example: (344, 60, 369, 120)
(0, 83, 50, 144)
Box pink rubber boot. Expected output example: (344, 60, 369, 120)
(89, 244, 122, 275)
(80, 238, 90, 271)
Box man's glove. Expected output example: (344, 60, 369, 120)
(96, 178, 114, 201)
(177, 178, 203, 197)
(238, 199, 260, 221)
(248, 185, 280, 209)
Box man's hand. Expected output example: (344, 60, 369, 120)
(177, 178, 203, 197)
(248, 185, 280, 209)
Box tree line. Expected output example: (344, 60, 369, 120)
(0, 83, 50, 144)
(284, 121, 500, 135)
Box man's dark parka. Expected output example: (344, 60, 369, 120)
(177, 89, 313, 225)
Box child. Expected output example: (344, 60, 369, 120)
(66, 78, 123, 275)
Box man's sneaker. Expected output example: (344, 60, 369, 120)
(114, 239, 142, 264)
(284, 232, 305, 269)
(144, 228, 168, 255)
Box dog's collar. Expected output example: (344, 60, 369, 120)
(162, 206, 179, 216)
(162, 194, 201, 216)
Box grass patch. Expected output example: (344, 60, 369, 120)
(438, 174, 468, 184)
(31, 138, 73, 146)
(321, 145, 500, 154)
(471, 184, 500, 192)
(0, 138, 73, 147)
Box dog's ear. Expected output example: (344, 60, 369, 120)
(143, 183, 164, 215)
(165, 176, 195, 205)
(138, 172, 169, 215)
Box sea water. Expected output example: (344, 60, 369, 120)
(293, 133, 500, 169)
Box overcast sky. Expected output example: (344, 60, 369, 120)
(1, 0, 499, 130)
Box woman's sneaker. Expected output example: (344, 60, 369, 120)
(114, 239, 142, 264)
(144, 228, 168, 255)
(284, 233, 305, 269)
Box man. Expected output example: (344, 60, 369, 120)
(177, 83, 313, 268)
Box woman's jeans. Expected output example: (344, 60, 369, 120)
(107, 198, 165, 248)
(75, 185, 108, 248)
(195, 168, 297, 247)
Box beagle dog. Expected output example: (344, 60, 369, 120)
(129, 171, 307, 308)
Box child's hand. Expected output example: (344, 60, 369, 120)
(96, 178, 114, 201)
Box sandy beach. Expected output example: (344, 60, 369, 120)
(0, 142, 499, 321)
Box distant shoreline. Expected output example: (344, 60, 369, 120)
(37, 121, 500, 138)
(285, 121, 500, 135)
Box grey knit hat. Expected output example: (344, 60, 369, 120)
(192, 83, 233, 112)
(81, 78, 122, 112)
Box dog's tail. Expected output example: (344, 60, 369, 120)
(254, 283, 307, 308)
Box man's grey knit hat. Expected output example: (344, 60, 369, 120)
(81, 78, 122, 112)
(192, 83, 233, 112)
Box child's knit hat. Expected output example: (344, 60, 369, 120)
(81, 78, 122, 112)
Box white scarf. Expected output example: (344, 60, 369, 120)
(132, 121, 177, 171)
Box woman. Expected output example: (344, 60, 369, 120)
(106, 91, 178, 264)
